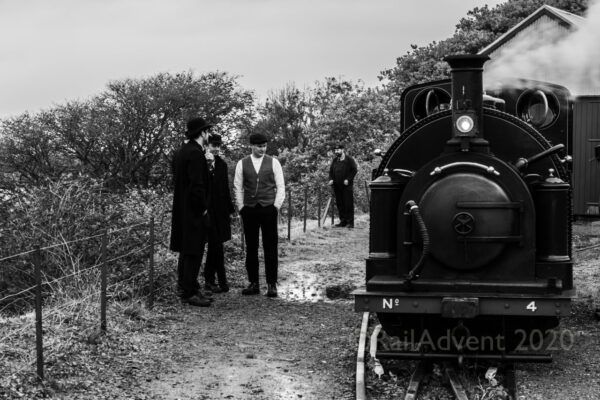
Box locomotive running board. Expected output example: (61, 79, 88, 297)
(353, 288, 574, 316)
(366, 275, 565, 294)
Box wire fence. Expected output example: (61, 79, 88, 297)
(0, 181, 370, 382)
(0, 218, 156, 381)
(272, 182, 370, 243)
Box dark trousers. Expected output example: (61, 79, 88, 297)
(241, 204, 278, 284)
(203, 240, 227, 286)
(333, 184, 354, 225)
(177, 246, 205, 298)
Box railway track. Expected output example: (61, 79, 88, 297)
(356, 313, 519, 400)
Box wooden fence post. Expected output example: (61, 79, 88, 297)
(317, 187, 321, 228)
(100, 230, 108, 332)
(303, 187, 308, 233)
(34, 247, 44, 381)
(148, 217, 155, 310)
(331, 195, 335, 225)
(287, 189, 292, 241)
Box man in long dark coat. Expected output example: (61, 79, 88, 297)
(328, 143, 358, 228)
(203, 134, 235, 293)
(170, 117, 213, 307)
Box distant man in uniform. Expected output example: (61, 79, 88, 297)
(328, 144, 357, 228)
(169, 117, 213, 307)
(234, 132, 285, 297)
(203, 133, 235, 293)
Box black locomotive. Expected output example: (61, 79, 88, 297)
(354, 54, 575, 359)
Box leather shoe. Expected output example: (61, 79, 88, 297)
(219, 284, 230, 293)
(334, 222, 347, 227)
(182, 294, 211, 307)
(242, 282, 260, 295)
(347, 224, 354, 229)
(205, 283, 223, 293)
(266, 284, 278, 298)
(199, 291, 214, 302)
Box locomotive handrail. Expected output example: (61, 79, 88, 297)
(392, 168, 415, 177)
(430, 162, 500, 176)
(514, 144, 565, 171)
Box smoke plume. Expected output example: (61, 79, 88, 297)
(483, 0, 600, 96)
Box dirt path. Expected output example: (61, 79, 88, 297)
(148, 217, 369, 399)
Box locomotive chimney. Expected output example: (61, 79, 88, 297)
(445, 54, 490, 151)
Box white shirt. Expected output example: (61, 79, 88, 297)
(234, 154, 285, 210)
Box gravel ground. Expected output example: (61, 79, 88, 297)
(146, 216, 369, 399)
(2, 217, 600, 399)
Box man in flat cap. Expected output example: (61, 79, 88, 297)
(233, 132, 285, 297)
(170, 117, 213, 307)
(328, 143, 357, 228)
(203, 133, 235, 293)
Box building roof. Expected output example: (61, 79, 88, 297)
(479, 5, 585, 56)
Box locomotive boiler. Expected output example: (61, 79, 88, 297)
(354, 54, 575, 359)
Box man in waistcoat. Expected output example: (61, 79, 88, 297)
(233, 132, 285, 297)
(203, 133, 235, 293)
(169, 117, 213, 307)
(328, 143, 358, 228)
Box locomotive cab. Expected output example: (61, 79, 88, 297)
(354, 55, 574, 357)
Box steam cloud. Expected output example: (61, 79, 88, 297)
(483, 0, 600, 96)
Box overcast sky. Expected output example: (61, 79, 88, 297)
(0, 0, 505, 118)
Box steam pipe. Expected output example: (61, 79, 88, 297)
(405, 200, 429, 282)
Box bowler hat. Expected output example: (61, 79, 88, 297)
(249, 132, 268, 145)
(186, 117, 213, 139)
(208, 133, 222, 145)
(335, 143, 345, 149)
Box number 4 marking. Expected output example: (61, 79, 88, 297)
(526, 301, 537, 312)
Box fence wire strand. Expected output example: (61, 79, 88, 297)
(0, 221, 148, 264)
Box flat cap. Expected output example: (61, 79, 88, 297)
(249, 133, 268, 144)
(208, 133, 222, 145)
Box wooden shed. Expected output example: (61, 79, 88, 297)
(478, 5, 600, 217)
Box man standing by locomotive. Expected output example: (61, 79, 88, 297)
(170, 117, 213, 307)
(328, 144, 358, 228)
(203, 133, 235, 293)
(234, 132, 285, 297)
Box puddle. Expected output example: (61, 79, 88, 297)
(278, 265, 356, 303)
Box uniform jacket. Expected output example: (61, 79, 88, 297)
(208, 155, 235, 243)
(169, 140, 210, 254)
(329, 154, 358, 186)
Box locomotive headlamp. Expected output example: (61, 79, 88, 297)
(456, 115, 474, 134)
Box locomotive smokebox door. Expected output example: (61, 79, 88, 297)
(419, 172, 517, 270)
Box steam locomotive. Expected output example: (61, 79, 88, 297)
(354, 54, 575, 359)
